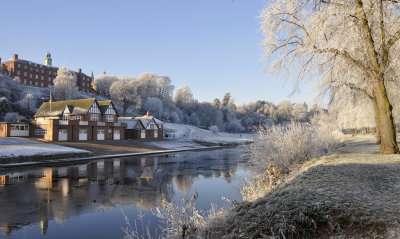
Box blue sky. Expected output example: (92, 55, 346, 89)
(0, 0, 315, 105)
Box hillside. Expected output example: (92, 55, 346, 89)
(200, 135, 400, 238)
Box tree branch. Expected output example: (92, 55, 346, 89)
(355, 0, 381, 72)
(313, 46, 372, 75)
(339, 82, 374, 100)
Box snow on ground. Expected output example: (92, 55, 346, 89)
(145, 123, 257, 150)
(0, 138, 89, 158)
(145, 141, 209, 150)
(163, 123, 256, 144)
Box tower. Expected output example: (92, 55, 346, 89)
(44, 52, 52, 66)
(90, 70, 96, 90)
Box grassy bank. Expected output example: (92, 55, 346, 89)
(200, 136, 400, 238)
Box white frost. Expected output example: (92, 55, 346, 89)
(0, 138, 89, 158)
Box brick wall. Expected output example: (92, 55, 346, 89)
(0, 124, 9, 137)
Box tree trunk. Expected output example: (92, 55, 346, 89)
(123, 101, 128, 115)
(374, 81, 399, 154)
(372, 99, 381, 144)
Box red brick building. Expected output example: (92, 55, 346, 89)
(119, 113, 164, 140)
(0, 53, 94, 92)
(31, 98, 125, 141)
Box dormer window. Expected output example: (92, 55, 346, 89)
(63, 114, 70, 121)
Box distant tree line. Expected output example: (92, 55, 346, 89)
(0, 70, 322, 132)
(94, 72, 318, 132)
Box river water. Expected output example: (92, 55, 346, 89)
(0, 148, 252, 239)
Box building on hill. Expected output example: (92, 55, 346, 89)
(0, 53, 94, 92)
(119, 112, 164, 140)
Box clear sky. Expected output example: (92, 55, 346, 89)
(0, 0, 315, 105)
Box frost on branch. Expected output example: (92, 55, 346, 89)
(245, 112, 343, 201)
(52, 67, 78, 100)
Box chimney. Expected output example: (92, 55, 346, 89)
(78, 68, 82, 74)
(13, 54, 18, 60)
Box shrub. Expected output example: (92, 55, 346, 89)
(209, 125, 219, 133)
(240, 165, 282, 202)
(153, 193, 205, 238)
(243, 113, 343, 202)
(250, 113, 342, 174)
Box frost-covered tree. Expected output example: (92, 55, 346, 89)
(3, 112, 20, 123)
(157, 75, 175, 102)
(174, 85, 194, 110)
(143, 97, 163, 118)
(260, 0, 400, 153)
(292, 103, 308, 121)
(109, 77, 140, 115)
(0, 97, 10, 120)
(94, 74, 118, 96)
(52, 67, 78, 100)
(221, 93, 231, 107)
(24, 93, 35, 115)
(277, 100, 292, 121)
(136, 72, 159, 102)
(212, 98, 221, 108)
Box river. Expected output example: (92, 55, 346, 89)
(0, 148, 252, 239)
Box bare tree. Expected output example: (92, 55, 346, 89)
(260, 0, 400, 153)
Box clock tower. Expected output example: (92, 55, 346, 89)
(44, 52, 52, 66)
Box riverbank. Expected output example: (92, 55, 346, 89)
(0, 138, 232, 168)
(201, 135, 400, 238)
(0, 126, 254, 167)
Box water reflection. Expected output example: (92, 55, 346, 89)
(0, 148, 248, 237)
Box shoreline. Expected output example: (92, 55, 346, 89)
(0, 145, 232, 168)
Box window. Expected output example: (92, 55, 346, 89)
(49, 71, 52, 75)
(35, 74, 38, 79)
(48, 77, 51, 81)
(24, 72, 27, 76)
(36, 129, 48, 135)
(35, 82, 38, 86)
(24, 79, 26, 84)
(41, 75, 44, 80)
(54, 72, 56, 75)
(79, 129, 87, 134)
(24, 65, 27, 69)
(63, 114, 70, 121)
(17, 70, 20, 75)
(90, 114, 99, 121)
(108, 128, 112, 133)
(41, 69, 44, 73)
(36, 68, 38, 72)
(30, 81, 32, 85)
(30, 67, 33, 71)
(106, 115, 114, 122)
(17, 64, 20, 68)
(30, 74, 32, 79)
(41, 82, 43, 87)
